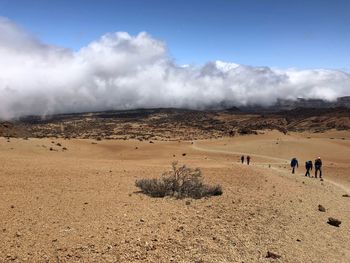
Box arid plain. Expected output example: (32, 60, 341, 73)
(0, 130, 349, 263)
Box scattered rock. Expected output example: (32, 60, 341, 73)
(176, 226, 184, 232)
(327, 217, 341, 227)
(266, 251, 281, 259)
(182, 153, 187, 156)
(140, 218, 145, 223)
(342, 194, 350, 198)
(56, 143, 62, 146)
(6, 254, 17, 261)
(185, 200, 191, 205)
(318, 205, 326, 212)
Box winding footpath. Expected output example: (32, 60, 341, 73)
(192, 141, 350, 195)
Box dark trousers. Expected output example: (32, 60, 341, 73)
(292, 166, 296, 174)
(315, 167, 322, 178)
(305, 169, 311, 177)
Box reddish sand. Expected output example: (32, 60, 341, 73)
(0, 131, 349, 262)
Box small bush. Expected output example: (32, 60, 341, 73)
(135, 162, 223, 199)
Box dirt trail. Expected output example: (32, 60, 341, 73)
(192, 142, 288, 162)
(192, 141, 350, 194)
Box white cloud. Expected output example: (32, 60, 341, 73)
(0, 17, 349, 119)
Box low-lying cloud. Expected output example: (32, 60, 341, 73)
(0, 17, 349, 120)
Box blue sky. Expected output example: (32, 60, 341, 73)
(0, 0, 349, 70)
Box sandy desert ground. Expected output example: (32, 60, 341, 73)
(0, 131, 349, 262)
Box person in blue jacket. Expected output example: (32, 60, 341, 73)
(305, 160, 313, 177)
(291, 157, 299, 174)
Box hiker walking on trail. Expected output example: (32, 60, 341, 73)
(247, 155, 251, 165)
(305, 160, 313, 177)
(241, 155, 245, 164)
(290, 158, 299, 174)
(314, 157, 322, 179)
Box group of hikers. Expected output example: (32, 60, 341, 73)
(290, 157, 323, 179)
(240, 155, 251, 165)
(239, 154, 323, 180)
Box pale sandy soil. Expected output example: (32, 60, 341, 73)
(0, 131, 349, 262)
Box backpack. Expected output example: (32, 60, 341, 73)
(315, 159, 322, 167)
(305, 161, 312, 169)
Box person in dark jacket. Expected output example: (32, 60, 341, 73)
(291, 158, 298, 174)
(241, 155, 245, 164)
(305, 160, 313, 177)
(247, 155, 251, 165)
(314, 157, 322, 179)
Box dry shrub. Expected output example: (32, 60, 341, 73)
(135, 162, 223, 199)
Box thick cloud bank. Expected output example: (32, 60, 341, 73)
(0, 17, 349, 119)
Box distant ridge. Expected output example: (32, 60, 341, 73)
(239, 96, 350, 113)
(1, 104, 349, 139)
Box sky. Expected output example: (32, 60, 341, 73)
(0, 0, 349, 119)
(0, 0, 349, 70)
